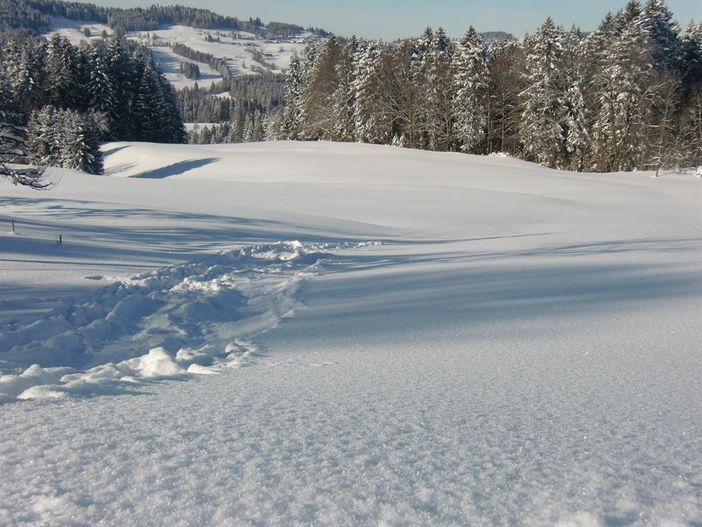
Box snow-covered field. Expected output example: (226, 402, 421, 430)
(46, 16, 113, 45)
(149, 47, 223, 90)
(1, 142, 701, 525)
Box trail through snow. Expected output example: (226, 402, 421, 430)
(0, 241, 377, 402)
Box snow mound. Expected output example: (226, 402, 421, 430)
(0, 241, 375, 402)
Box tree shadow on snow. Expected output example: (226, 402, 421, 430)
(133, 158, 219, 179)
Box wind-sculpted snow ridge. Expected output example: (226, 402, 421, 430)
(0, 241, 378, 403)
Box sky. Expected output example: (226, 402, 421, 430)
(79, 0, 701, 39)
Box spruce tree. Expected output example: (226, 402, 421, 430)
(281, 54, 303, 139)
(519, 18, 568, 167)
(45, 34, 80, 108)
(331, 37, 359, 142)
(452, 27, 488, 153)
(86, 43, 115, 119)
(590, 5, 655, 171)
(640, 0, 681, 72)
(427, 27, 453, 151)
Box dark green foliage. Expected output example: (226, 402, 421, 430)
(178, 75, 284, 144)
(171, 43, 232, 80)
(0, 32, 187, 175)
(180, 61, 200, 80)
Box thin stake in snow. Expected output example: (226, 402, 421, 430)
(10, 218, 15, 233)
(57, 234, 63, 245)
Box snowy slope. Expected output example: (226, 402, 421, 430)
(45, 20, 310, 88)
(46, 16, 113, 45)
(149, 46, 223, 89)
(0, 142, 701, 525)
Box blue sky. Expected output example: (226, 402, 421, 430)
(82, 0, 701, 39)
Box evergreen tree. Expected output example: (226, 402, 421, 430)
(560, 28, 590, 170)
(331, 37, 359, 142)
(452, 27, 488, 153)
(45, 34, 80, 108)
(106, 34, 135, 139)
(27, 107, 103, 174)
(640, 0, 681, 72)
(426, 27, 453, 151)
(352, 41, 391, 143)
(2, 38, 46, 114)
(519, 18, 568, 167)
(281, 54, 303, 139)
(86, 43, 115, 118)
(299, 38, 341, 140)
(590, 5, 655, 171)
(0, 73, 25, 163)
(0, 72, 46, 187)
(61, 110, 104, 174)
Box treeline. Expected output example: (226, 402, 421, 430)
(278, 0, 702, 172)
(107, 6, 264, 34)
(171, 43, 232, 80)
(188, 115, 267, 145)
(178, 75, 285, 144)
(0, 0, 105, 32)
(0, 0, 328, 38)
(0, 33, 185, 174)
(179, 61, 200, 80)
(267, 22, 305, 39)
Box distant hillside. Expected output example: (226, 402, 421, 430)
(0, 0, 331, 37)
(479, 31, 517, 43)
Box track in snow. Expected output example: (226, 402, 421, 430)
(0, 241, 377, 402)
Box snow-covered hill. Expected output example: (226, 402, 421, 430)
(46, 17, 314, 89)
(1, 142, 701, 525)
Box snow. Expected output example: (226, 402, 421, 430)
(44, 22, 309, 91)
(149, 47, 223, 90)
(1, 141, 701, 525)
(46, 16, 113, 45)
(131, 25, 308, 77)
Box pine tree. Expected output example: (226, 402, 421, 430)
(106, 35, 135, 139)
(560, 28, 590, 170)
(86, 43, 115, 119)
(590, 4, 655, 171)
(61, 111, 103, 174)
(679, 22, 702, 99)
(299, 38, 341, 140)
(0, 73, 25, 162)
(45, 34, 80, 108)
(26, 106, 58, 167)
(2, 38, 46, 115)
(640, 0, 681, 72)
(26, 107, 103, 174)
(281, 54, 303, 139)
(0, 72, 47, 188)
(352, 41, 391, 143)
(331, 37, 359, 142)
(519, 18, 568, 167)
(452, 27, 488, 153)
(426, 27, 453, 151)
